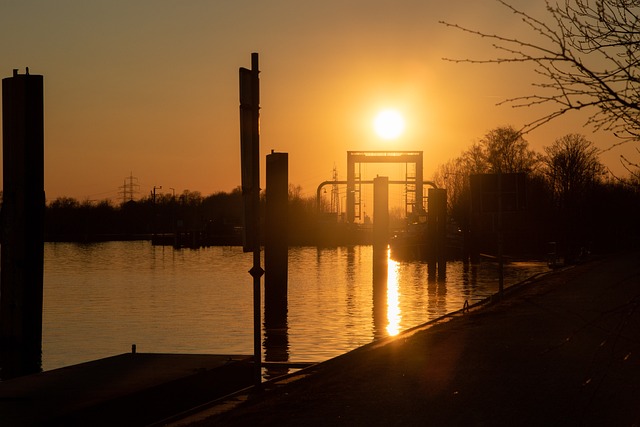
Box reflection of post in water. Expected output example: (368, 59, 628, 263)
(1, 69, 45, 380)
(427, 188, 448, 276)
(372, 246, 388, 340)
(427, 260, 447, 284)
(346, 246, 356, 281)
(427, 261, 437, 284)
(462, 260, 478, 292)
(372, 177, 389, 339)
(425, 187, 447, 312)
(427, 260, 447, 317)
(437, 259, 447, 281)
(263, 305, 289, 380)
(264, 151, 289, 379)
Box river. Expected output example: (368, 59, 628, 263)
(43, 241, 548, 373)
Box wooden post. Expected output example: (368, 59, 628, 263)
(239, 53, 263, 386)
(1, 69, 45, 379)
(265, 152, 288, 315)
(427, 188, 447, 258)
(373, 176, 389, 249)
(264, 152, 289, 377)
(498, 172, 504, 294)
(372, 177, 389, 291)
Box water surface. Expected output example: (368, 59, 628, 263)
(43, 242, 548, 371)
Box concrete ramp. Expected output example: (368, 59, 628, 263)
(0, 353, 253, 426)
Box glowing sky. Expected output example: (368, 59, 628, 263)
(0, 1, 633, 202)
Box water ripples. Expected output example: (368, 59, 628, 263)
(42, 242, 548, 371)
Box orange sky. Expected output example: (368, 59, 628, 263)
(0, 1, 634, 202)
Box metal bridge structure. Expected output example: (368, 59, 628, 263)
(316, 151, 437, 223)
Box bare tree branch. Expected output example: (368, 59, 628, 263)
(441, 0, 640, 143)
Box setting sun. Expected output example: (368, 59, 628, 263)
(373, 109, 405, 140)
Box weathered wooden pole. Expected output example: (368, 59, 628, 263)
(1, 68, 45, 380)
(497, 171, 504, 294)
(264, 151, 289, 377)
(372, 179, 389, 278)
(428, 188, 447, 278)
(265, 151, 288, 319)
(240, 53, 263, 386)
(373, 176, 389, 250)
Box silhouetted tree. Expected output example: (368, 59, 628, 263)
(287, 184, 318, 245)
(443, 0, 640, 142)
(435, 126, 547, 256)
(435, 125, 540, 224)
(542, 134, 607, 258)
(481, 126, 540, 173)
(49, 197, 80, 210)
(543, 134, 606, 204)
(43, 186, 322, 245)
(460, 143, 488, 174)
(202, 187, 243, 223)
(593, 178, 640, 251)
(46, 197, 81, 239)
(619, 147, 640, 183)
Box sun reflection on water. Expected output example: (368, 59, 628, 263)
(42, 242, 550, 371)
(386, 249, 401, 336)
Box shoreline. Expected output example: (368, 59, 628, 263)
(170, 251, 640, 426)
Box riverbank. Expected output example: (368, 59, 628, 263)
(171, 250, 640, 426)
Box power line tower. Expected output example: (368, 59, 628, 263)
(120, 172, 140, 203)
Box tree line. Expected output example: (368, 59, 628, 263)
(434, 127, 639, 260)
(435, 0, 640, 259)
(45, 189, 243, 242)
(43, 186, 320, 245)
(37, 125, 639, 257)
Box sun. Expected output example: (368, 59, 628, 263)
(373, 109, 405, 140)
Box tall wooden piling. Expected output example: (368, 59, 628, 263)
(1, 69, 45, 379)
(427, 188, 447, 258)
(239, 53, 263, 385)
(264, 151, 288, 325)
(373, 176, 389, 249)
(427, 188, 447, 278)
